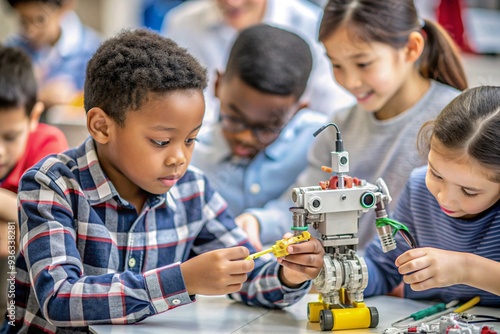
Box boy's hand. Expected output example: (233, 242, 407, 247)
(235, 213, 263, 251)
(180, 246, 254, 295)
(395, 247, 466, 291)
(277, 233, 324, 288)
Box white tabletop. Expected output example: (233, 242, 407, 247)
(89, 294, 499, 334)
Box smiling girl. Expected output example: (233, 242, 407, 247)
(364, 86, 500, 306)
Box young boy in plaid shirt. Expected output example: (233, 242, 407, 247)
(1, 29, 324, 333)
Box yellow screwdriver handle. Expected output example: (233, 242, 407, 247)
(245, 248, 273, 260)
(245, 231, 311, 260)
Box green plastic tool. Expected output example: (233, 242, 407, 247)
(392, 300, 460, 326)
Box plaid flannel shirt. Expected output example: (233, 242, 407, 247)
(2, 138, 309, 334)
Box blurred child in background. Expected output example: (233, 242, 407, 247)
(4, 0, 101, 108)
(0, 45, 67, 316)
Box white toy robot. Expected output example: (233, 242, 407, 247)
(289, 123, 417, 331)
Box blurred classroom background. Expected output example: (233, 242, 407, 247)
(1, 0, 500, 147)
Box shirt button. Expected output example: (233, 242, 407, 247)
(250, 183, 261, 194)
(172, 299, 181, 305)
(128, 257, 137, 268)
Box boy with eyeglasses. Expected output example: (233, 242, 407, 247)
(191, 24, 326, 251)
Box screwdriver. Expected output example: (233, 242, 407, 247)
(245, 247, 275, 260)
(392, 300, 460, 326)
(400, 296, 481, 326)
(245, 231, 311, 260)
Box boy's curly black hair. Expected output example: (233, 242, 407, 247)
(84, 29, 207, 126)
(6, 0, 67, 7)
(0, 45, 37, 116)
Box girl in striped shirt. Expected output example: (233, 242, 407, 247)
(364, 86, 500, 306)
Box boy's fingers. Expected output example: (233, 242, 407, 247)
(224, 246, 250, 260)
(227, 258, 254, 274)
(287, 238, 323, 255)
(280, 260, 318, 278)
(228, 273, 248, 284)
(282, 253, 323, 268)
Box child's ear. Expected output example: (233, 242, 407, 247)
(87, 107, 113, 144)
(288, 100, 309, 120)
(297, 100, 309, 113)
(405, 31, 425, 63)
(28, 102, 44, 132)
(214, 71, 224, 99)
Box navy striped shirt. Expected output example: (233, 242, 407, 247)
(365, 166, 500, 306)
(2, 138, 309, 333)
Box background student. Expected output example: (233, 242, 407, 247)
(191, 24, 326, 251)
(364, 86, 500, 305)
(161, 0, 355, 125)
(2, 29, 325, 333)
(4, 0, 101, 108)
(0, 45, 68, 315)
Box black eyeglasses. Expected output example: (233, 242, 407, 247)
(220, 114, 285, 144)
